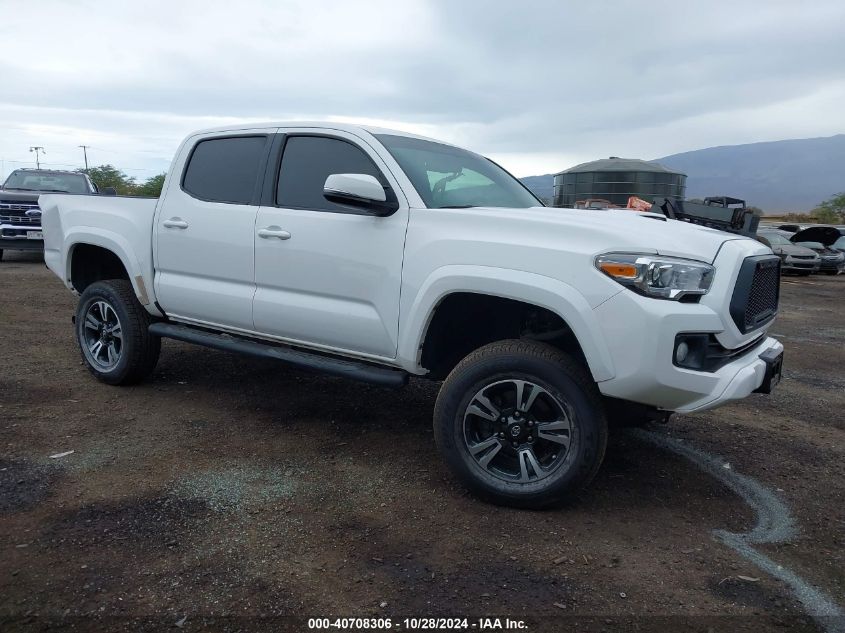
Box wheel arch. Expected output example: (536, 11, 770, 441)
(64, 229, 160, 316)
(399, 265, 616, 382)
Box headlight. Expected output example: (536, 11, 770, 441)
(595, 253, 715, 300)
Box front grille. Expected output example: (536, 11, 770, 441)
(0, 214, 40, 225)
(791, 255, 815, 260)
(0, 200, 40, 217)
(729, 256, 780, 333)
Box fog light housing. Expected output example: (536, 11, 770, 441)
(675, 341, 690, 364)
(673, 334, 709, 370)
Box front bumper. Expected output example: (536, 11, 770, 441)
(592, 287, 783, 413)
(1, 222, 43, 251)
(818, 258, 844, 273)
(781, 256, 819, 273)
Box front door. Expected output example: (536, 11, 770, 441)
(154, 131, 272, 331)
(253, 131, 409, 359)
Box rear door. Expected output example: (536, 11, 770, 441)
(252, 130, 409, 359)
(154, 131, 273, 330)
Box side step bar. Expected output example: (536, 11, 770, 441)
(148, 322, 409, 389)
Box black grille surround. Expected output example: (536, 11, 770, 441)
(729, 255, 780, 333)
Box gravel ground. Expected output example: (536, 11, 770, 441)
(0, 251, 843, 633)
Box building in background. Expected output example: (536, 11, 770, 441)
(553, 157, 686, 208)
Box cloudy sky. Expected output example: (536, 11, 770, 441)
(1, 0, 843, 181)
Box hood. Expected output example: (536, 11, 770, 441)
(472, 206, 747, 264)
(767, 242, 819, 257)
(0, 189, 41, 203)
(790, 226, 841, 246)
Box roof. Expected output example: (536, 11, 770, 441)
(9, 168, 86, 176)
(189, 120, 453, 147)
(555, 157, 685, 176)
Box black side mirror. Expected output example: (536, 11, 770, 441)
(101, 187, 117, 196)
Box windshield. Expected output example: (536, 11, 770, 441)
(375, 134, 541, 209)
(759, 232, 791, 245)
(3, 171, 90, 193)
(833, 236, 845, 250)
(795, 241, 824, 250)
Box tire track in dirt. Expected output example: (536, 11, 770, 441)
(634, 429, 844, 633)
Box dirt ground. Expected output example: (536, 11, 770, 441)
(1, 251, 843, 632)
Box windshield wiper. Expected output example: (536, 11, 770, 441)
(438, 204, 476, 209)
(2, 187, 69, 193)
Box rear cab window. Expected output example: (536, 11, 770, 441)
(182, 135, 268, 204)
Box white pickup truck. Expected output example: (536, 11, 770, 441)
(40, 122, 783, 508)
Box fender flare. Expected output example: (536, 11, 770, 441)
(398, 265, 616, 381)
(64, 228, 161, 316)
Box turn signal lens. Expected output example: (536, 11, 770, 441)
(598, 262, 638, 278)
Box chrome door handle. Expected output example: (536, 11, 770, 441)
(257, 227, 291, 240)
(162, 218, 189, 229)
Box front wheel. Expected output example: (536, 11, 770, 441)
(76, 280, 160, 385)
(433, 340, 607, 509)
(824, 270, 839, 276)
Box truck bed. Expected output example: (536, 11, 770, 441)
(39, 194, 160, 306)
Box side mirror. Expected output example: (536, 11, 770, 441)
(323, 174, 397, 216)
(101, 187, 117, 196)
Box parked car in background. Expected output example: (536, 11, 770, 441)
(777, 223, 813, 233)
(831, 228, 845, 257)
(0, 169, 100, 261)
(757, 229, 820, 275)
(789, 226, 845, 275)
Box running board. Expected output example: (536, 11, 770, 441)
(148, 322, 409, 388)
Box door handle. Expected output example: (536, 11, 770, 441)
(257, 227, 292, 240)
(162, 218, 189, 229)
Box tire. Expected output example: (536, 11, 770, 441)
(824, 270, 838, 276)
(75, 279, 160, 385)
(433, 340, 607, 509)
(0, 249, 4, 262)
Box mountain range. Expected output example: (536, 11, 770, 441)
(520, 134, 845, 213)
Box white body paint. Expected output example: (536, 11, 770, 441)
(41, 122, 781, 413)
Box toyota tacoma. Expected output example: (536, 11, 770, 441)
(39, 123, 784, 508)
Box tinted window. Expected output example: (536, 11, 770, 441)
(277, 136, 384, 211)
(183, 136, 267, 204)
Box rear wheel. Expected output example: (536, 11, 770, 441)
(76, 280, 160, 385)
(434, 340, 607, 509)
(824, 270, 838, 276)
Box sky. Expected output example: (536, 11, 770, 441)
(1, 0, 844, 182)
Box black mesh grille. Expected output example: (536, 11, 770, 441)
(744, 262, 779, 329)
(730, 256, 780, 333)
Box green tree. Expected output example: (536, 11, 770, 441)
(816, 192, 845, 223)
(81, 165, 136, 195)
(135, 173, 166, 197)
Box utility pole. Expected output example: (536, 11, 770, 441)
(79, 145, 90, 172)
(29, 146, 45, 169)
